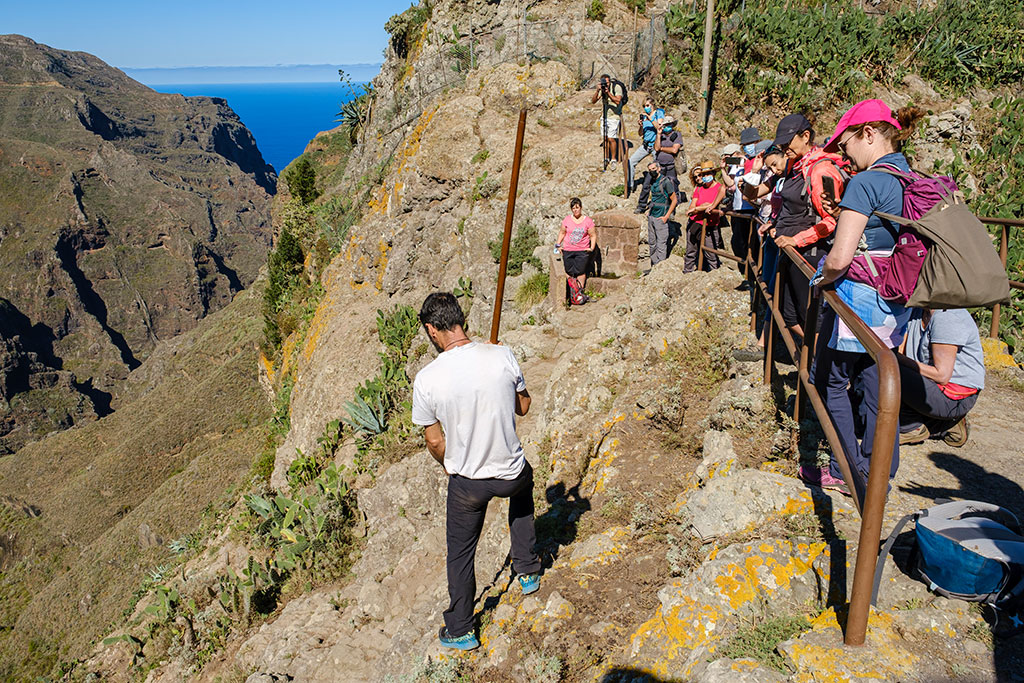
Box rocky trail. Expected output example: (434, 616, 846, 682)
(223, 249, 1024, 682)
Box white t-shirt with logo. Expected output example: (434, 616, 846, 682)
(412, 342, 527, 480)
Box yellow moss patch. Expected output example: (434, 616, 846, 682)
(982, 336, 1018, 369)
(629, 598, 724, 678)
(713, 540, 827, 610)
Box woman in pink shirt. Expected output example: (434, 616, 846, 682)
(684, 161, 725, 272)
(556, 197, 597, 297)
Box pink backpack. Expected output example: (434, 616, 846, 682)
(845, 166, 958, 303)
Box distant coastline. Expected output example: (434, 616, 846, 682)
(150, 82, 359, 173)
(125, 63, 381, 85)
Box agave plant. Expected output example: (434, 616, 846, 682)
(342, 394, 387, 436)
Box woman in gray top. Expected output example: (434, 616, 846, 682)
(897, 308, 985, 447)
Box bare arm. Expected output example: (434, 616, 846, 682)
(587, 223, 598, 251)
(515, 389, 531, 416)
(818, 209, 869, 286)
(896, 343, 958, 384)
(423, 422, 447, 471)
(556, 222, 567, 246)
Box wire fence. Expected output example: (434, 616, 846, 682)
(368, 9, 670, 141)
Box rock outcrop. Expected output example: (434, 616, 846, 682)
(0, 34, 275, 446)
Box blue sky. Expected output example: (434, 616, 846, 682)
(4, 0, 415, 68)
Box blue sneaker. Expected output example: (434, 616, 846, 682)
(438, 627, 480, 651)
(518, 573, 540, 595)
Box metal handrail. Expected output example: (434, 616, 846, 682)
(694, 214, 898, 647)
(692, 209, 1020, 646)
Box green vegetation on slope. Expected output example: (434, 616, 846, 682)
(657, 0, 1024, 111)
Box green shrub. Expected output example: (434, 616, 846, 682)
(284, 156, 320, 205)
(515, 272, 550, 312)
(586, 0, 606, 22)
(385, 1, 433, 59)
(471, 171, 502, 201)
(937, 97, 1024, 362)
(622, 0, 646, 13)
(658, 0, 1024, 111)
(721, 614, 810, 672)
(488, 220, 543, 277)
(609, 184, 624, 197)
(262, 227, 305, 349)
(471, 148, 490, 164)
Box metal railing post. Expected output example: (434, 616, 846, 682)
(991, 223, 1009, 339)
(698, 222, 706, 272)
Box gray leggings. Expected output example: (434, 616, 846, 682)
(899, 362, 978, 434)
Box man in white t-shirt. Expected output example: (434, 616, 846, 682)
(411, 292, 541, 651)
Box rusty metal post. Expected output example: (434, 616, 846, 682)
(698, 222, 706, 272)
(490, 109, 528, 344)
(991, 224, 1008, 339)
(846, 348, 900, 646)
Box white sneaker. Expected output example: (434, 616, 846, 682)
(609, 159, 618, 172)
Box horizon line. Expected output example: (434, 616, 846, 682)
(123, 62, 383, 71)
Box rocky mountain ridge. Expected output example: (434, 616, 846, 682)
(0, 34, 275, 452)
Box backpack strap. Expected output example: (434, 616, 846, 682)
(872, 509, 923, 606)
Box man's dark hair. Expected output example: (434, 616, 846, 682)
(419, 292, 465, 331)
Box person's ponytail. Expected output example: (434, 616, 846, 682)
(894, 106, 926, 144)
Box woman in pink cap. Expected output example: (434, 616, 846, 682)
(800, 100, 925, 498)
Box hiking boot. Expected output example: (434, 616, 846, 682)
(634, 206, 647, 214)
(899, 423, 929, 446)
(518, 573, 540, 595)
(943, 416, 969, 448)
(438, 627, 480, 651)
(798, 465, 850, 496)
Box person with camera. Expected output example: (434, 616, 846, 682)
(589, 73, 626, 171)
(629, 97, 664, 212)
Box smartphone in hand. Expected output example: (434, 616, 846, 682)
(821, 176, 838, 205)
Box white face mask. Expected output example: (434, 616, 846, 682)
(702, 175, 714, 184)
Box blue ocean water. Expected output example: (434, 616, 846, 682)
(151, 82, 359, 173)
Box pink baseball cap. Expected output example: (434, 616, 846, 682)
(823, 99, 901, 153)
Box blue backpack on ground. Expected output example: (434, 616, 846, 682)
(874, 500, 1024, 630)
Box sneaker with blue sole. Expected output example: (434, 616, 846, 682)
(518, 573, 540, 595)
(438, 627, 480, 651)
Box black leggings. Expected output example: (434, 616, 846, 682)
(781, 246, 825, 330)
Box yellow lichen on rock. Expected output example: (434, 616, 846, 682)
(982, 336, 1018, 369)
(629, 598, 724, 678)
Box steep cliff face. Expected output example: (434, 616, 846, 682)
(0, 34, 275, 447)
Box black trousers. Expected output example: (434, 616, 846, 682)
(781, 245, 826, 330)
(730, 213, 755, 276)
(444, 461, 541, 636)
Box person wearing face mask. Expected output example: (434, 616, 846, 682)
(769, 113, 848, 347)
(629, 97, 664, 212)
(644, 160, 679, 268)
(800, 100, 926, 498)
(683, 161, 725, 273)
(720, 127, 762, 277)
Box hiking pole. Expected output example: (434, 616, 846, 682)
(490, 108, 528, 344)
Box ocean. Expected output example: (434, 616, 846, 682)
(151, 82, 359, 174)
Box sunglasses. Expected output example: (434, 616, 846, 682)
(837, 129, 864, 155)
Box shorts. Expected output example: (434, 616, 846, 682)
(601, 116, 620, 138)
(562, 250, 590, 277)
